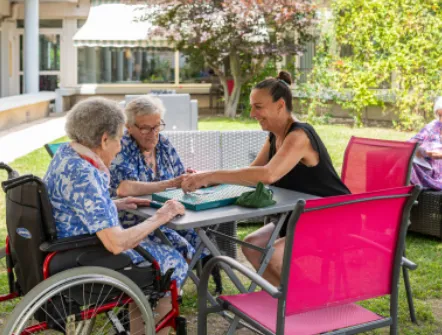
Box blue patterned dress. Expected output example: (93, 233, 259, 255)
(44, 144, 188, 286)
(110, 132, 208, 260)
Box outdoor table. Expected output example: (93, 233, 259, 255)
(129, 186, 316, 332)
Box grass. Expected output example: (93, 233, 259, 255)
(1, 117, 441, 334)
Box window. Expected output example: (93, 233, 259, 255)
(20, 75, 59, 94)
(297, 40, 317, 84)
(17, 20, 63, 29)
(19, 32, 61, 93)
(179, 53, 212, 83)
(20, 34, 61, 71)
(77, 47, 175, 84)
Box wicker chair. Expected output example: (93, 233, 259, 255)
(409, 190, 442, 240)
(163, 130, 268, 259)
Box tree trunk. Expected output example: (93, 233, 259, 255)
(221, 53, 244, 118)
(223, 82, 242, 118)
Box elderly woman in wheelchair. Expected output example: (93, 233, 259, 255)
(0, 97, 188, 335)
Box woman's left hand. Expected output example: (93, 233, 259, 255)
(181, 173, 207, 193)
(114, 197, 152, 210)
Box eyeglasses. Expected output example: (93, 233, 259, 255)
(133, 120, 166, 135)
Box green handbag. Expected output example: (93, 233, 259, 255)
(235, 182, 276, 208)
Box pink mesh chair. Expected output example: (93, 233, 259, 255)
(341, 136, 418, 194)
(198, 186, 420, 335)
(341, 136, 419, 323)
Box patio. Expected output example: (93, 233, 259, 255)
(0, 117, 441, 334)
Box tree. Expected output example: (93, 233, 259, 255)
(328, 0, 442, 130)
(149, 0, 316, 117)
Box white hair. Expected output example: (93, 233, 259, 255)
(65, 97, 126, 148)
(125, 95, 166, 125)
(434, 96, 442, 117)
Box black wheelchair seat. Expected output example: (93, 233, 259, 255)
(50, 245, 158, 295)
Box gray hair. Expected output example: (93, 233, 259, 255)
(434, 96, 442, 118)
(65, 97, 126, 148)
(125, 95, 166, 126)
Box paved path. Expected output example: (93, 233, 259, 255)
(0, 114, 66, 163)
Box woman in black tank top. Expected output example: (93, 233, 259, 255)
(181, 71, 350, 285)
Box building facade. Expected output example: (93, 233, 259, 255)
(0, 0, 213, 103)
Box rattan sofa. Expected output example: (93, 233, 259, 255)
(409, 190, 442, 240)
(162, 130, 268, 258)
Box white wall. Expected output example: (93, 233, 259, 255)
(15, 0, 90, 19)
(0, 20, 19, 97)
(0, 0, 10, 18)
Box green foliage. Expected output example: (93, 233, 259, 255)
(303, 1, 442, 130)
(151, 0, 317, 117)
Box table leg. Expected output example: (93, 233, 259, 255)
(197, 229, 247, 293)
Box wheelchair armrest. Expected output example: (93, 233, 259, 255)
(402, 257, 418, 271)
(40, 235, 102, 252)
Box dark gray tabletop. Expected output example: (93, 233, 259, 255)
(128, 186, 317, 230)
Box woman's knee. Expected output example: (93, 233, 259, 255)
(241, 232, 270, 266)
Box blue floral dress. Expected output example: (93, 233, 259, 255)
(110, 132, 208, 260)
(44, 143, 188, 287)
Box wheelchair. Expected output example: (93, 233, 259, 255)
(0, 163, 187, 334)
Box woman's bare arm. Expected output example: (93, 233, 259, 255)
(182, 130, 315, 192)
(96, 200, 184, 254)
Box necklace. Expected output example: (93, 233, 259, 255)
(283, 117, 294, 137)
(276, 118, 294, 150)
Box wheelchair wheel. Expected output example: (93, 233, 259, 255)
(3, 266, 155, 335)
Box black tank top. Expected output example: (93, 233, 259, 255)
(269, 122, 350, 197)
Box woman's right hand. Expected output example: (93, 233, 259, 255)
(156, 200, 185, 222)
(426, 150, 442, 159)
(168, 175, 184, 188)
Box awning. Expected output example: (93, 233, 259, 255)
(73, 2, 171, 48)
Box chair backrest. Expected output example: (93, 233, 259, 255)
(163, 130, 268, 171)
(162, 131, 222, 171)
(281, 186, 419, 317)
(125, 94, 197, 131)
(2, 175, 57, 294)
(220, 130, 268, 169)
(44, 143, 65, 158)
(341, 136, 418, 194)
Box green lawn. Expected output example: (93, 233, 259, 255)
(1, 117, 441, 334)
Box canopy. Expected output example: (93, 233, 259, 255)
(73, 2, 170, 48)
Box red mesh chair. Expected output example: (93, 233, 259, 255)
(341, 136, 419, 323)
(198, 186, 420, 335)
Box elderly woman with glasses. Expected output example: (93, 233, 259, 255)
(110, 95, 209, 263)
(110, 95, 185, 198)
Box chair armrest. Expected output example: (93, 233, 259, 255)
(40, 235, 101, 252)
(402, 257, 418, 271)
(198, 255, 281, 299)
